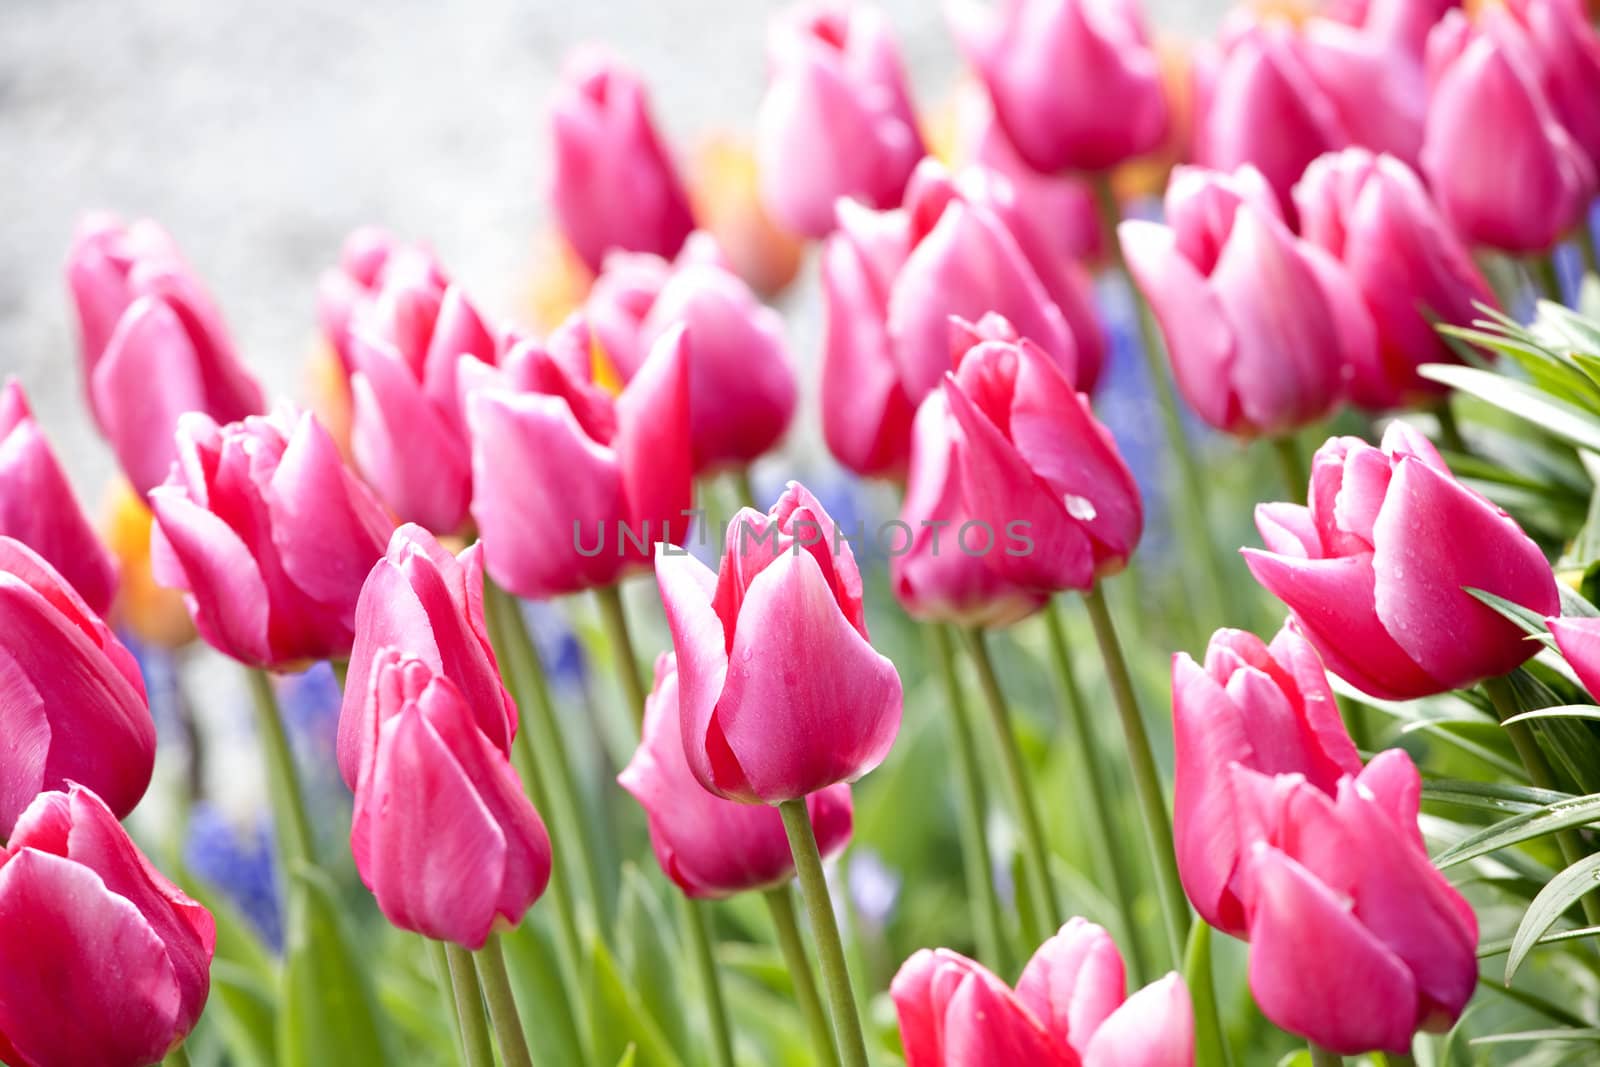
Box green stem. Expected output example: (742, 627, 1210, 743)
(683, 898, 737, 1067)
(1041, 601, 1142, 976)
(445, 942, 496, 1067)
(958, 627, 1062, 945)
(1432, 400, 1466, 456)
(427, 940, 471, 1065)
(731, 468, 760, 508)
(1269, 436, 1307, 506)
(1183, 921, 1234, 1067)
(765, 886, 842, 1067)
(1081, 584, 1191, 965)
(928, 623, 1009, 972)
(1529, 254, 1563, 305)
(778, 799, 869, 1067)
(1578, 221, 1599, 280)
(476, 933, 536, 1067)
(594, 583, 647, 730)
(162, 1043, 192, 1067)
(1309, 1045, 1343, 1067)
(244, 669, 315, 868)
(1385, 1053, 1417, 1067)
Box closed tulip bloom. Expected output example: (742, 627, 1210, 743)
(966, 102, 1105, 264)
(316, 228, 449, 373)
(1231, 751, 1477, 1054)
(1243, 423, 1558, 700)
(892, 919, 1194, 1066)
(149, 407, 395, 668)
(949, 0, 1169, 173)
(337, 524, 517, 789)
(1172, 625, 1362, 935)
(0, 785, 215, 1067)
(756, 4, 924, 238)
(468, 319, 693, 600)
(1547, 616, 1600, 700)
(351, 651, 551, 948)
(620, 653, 854, 898)
(0, 379, 118, 615)
(1334, 0, 1459, 59)
(1295, 148, 1497, 410)
(655, 481, 902, 803)
(0, 537, 153, 838)
(548, 50, 696, 273)
(585, 233, 797, 471)
(65, 215, 264, 496)
(1119, 164, 1374, 437)
(1501, 0, 1600, 172)
(1421, 10, 1595, 252)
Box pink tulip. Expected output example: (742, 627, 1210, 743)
(1421, 10, 1595, 252)
(351, 651, 551, 949)
(337, 524, 517, 789)
(1547, 616, 1600, 700)
(548, 50, 696, 273)
(1499, 0, 1600, 173)
(619, 653, 854, 898)
(1119, 164, 1374, 437)
(1331, 0, 1460, 59)
(149, 407, 395, 668)
(0, 379, 119, 615)
(948, 0, 1169, 174)
(892, 919, 1194, 1066)
(65, 215, 264, 496)
(1243, 423, 1558, 700)
(966, 102, 1106, 265)
(1295, 148, 1497, 410)
(317, 228, 449, 373)
(1172, 625, 1362, 935)
(0, 537, 153, 838)
(655, 482, 902, 803)
(584, 233, 797, 472)
(1295, 16, 1429, 167)
(1231, 751, 1477, 1054)
(0, 785, 215, 1067)
(756, 4, 925, 238)
(468, 318, 693, 600)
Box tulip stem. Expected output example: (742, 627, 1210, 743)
(1432, 400, 1466, 456)
(1578, 223, 1599, 280)
(683, 897, 737, 1067)
(928, 623, 1010, 973)
(244, 669, 315, 869)
(959, 626, 1063, 945)
(1308, 1045, 1344, 1067)
(1183, 921, 1234, 1067)
(732, 468, 760, 508)
(1268, 436, 1307, 506)
(163, 1044, 192, 1067)
(778, 798, 870, 1067)
(1385, 1053, 1417, 1067)
(1081, 583, 1191, 966)
(594, 583, 647, 730)
(1041, 601, 1142, 976)
(445, 942, 496, 1067)
(1529, 253, 1564, 306)
(476, 933, 536, 1067)
(765, 886, 842, 1067)
(427, 940, 471, 1064)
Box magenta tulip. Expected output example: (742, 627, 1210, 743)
(65, 215, 264, 496)
(1333, 0, 1460, 58)
(317, 228, 449, 373)
(1499, 0, 1600, 174)
(619, 653, 854, 898)
(655, 481, 902, 803)
(0, 786, 214, 1067)
(149, 407, 395, 668)
(966, 103, 1105, 264)
(948, 0, 1169, 174)
(1295, 147, 1498, 410)
(0, 379, 118, 615)
(1119, 164, 1374, 437)
(756, 4, 924, 238)
(467, 319, 693, 600)
(351, 651, 551, 948)
(337, 524, 517, 789)
(548, 50, 696, 273)
(0, 537, 153, 839)
(1548, 616, 1600, 700)
(584, 233, 797, 472)
(892, 919, 1194, 1066)
(1243, 423, 1559, 700)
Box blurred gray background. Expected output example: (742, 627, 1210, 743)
(0, 0, 1225, 496)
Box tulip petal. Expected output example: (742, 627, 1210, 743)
(1015, 917, 1126, 1056)
(655, 546, 736, 796)
(1171, 653, 1254, 933)
(1549, 616, 1600, 701)
(1081, 973, 1194, 1067)
(149, 488, 273, 666)
(614, 324, 694, 546)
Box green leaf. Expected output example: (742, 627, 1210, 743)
(1560, 583, 1600, 619)
(1477, 923, 1600, 959)
(1433, 793, 1600, 869)
(1437, 325, 1600, 412)
(616, 1047, 639, 1067)
(1506, 853, 1600, 982)
(502, 919, 588, 1067)
(616, 866, 692, 1063)
(1500, 704, 1600, 727)
(1419, 363, 1600, 454)
(588, 934, 688, 1067)
(1464, 588, 1553, 641)
(207, 959, 277, 1067)
(1422, 778, 1572, 816)
(277, 864, 391, 1067)
(1470, 1028, 1600, 1045)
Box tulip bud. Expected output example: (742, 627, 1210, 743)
(655, 481, 902, 803)
(891, 919, 1195, 1066)
(1243, 423, 1558, 700)
(948, 0, 1169, 174)
(1499, 0, 1600, 174)
(548, 50, 696, 273)
(1120, 164, 1374, 436)
(585, 233, 797, 472)
(619, 653, 854, 898)
(756, 4, 924, 238)
(351, 651, 551, 948)
(1295, 148, 1497, 410)
(338, 524, 518, 789)
(0, 537, 153, 838)
(65, 215, 265, 496)
(149, 407, 395, 668)
(468, 320, 694, 600)
(0, 379, 119, 615)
